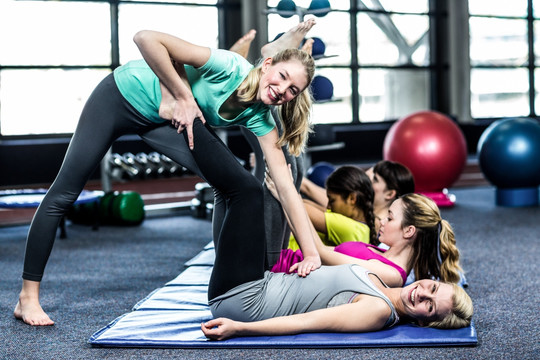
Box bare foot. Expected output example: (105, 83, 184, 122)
(14, 298, 54, 326)
(14, 280, 54, 326)
(301, 38, 314, 56)
(261, 18, 317, 58)
(229, 29, 257, 59)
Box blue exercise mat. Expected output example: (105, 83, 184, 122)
(89, 243, 477, 348)
(0, 189, 103, 208)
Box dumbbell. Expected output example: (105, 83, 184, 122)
(160, 154, 184, 176)
(109, 153, 140, 179)
(67, 191, 145, 226)
(147, 152, 166, 177)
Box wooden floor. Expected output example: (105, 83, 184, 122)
(0, 160, 489, 228)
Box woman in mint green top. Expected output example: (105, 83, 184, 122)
(114, 51, 274, 136)
(15, 30, 322, 327)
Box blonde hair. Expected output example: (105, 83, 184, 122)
(400, 194, 463, 283)
(427, 283, 473, 329)
(237, 48, 315, 156)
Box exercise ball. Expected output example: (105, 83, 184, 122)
(277, 0, 296, 17)
(477, 118, 540, 207)
(311, 37, 326, 57)
(311, 75, 334, 101)
(307, 162, 335, 187)
(308, 0, 331, 17)
(383, 111, 467, 193)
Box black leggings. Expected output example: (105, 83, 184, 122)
(188, 120, 266, 300)
(22, 73, 212, 281)
(23, 73, 266, 297)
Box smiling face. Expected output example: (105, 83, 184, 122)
(257, 58, 309, 105)
(400, 279, 454, 325)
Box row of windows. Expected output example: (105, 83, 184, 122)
(0, 0, 538, 135)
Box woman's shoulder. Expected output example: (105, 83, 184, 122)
(204, 49, 253, 73)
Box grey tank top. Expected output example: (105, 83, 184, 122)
(209, 264, 399, 328)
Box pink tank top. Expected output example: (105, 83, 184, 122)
(271, 242, 408, 285)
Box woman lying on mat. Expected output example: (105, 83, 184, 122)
(15, 21, 322, 326)
(194, 121, 472, 339)
(287, 165, 378, 250)
(298, 160, 415, 237)
(270, 191, 462, 287)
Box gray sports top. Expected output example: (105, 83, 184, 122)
(209, 264, 399, 328)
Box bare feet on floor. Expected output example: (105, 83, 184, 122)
(14, 294, 54, 326)
(229, 29, 257, 58)
(261, 18, 317, 58)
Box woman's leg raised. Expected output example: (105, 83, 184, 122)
(15, 74, 146, 325)
(186, 119, 266, 300)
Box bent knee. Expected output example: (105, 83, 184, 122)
(43, 190, 81, 215)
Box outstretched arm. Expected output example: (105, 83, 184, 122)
(201, 298, 389, 340)
(300, 177, 328, 207)
(266, 173, 403, 286)
(133, 30, 209, 149)
(258, 129, 321, 276)
(303, 198, 329, 234)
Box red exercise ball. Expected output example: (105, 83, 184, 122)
(383, 111, 467, 192)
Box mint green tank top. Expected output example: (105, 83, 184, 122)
(113, 49, 275, 136)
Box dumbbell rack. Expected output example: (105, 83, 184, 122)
(100, 149, 213, 219)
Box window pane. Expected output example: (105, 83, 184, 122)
(534, 0, 540, 17)
(357, 13, 430, 66)
(469, 0, 527, 17)
(0, 69, 109, 135)
(470, 18, 528, 66)
(268, 11, 351, 66)
(534, 69, 540, 111)
(359, 69, 430, 121)
(0, 1, 110, 66)
(471, 68, 529, 118)
(311, 69, 352, 124)
(363, 0, 429, 14)
(119, 4, 219, 64)
(534, 20, 540, 66)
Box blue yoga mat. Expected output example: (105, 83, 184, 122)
(89, 243, 477, 348)
(0, 189, 103, 208)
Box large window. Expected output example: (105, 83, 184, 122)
(267, 0, 433, 124)
(2, 1, 539, 136)
(469, 0, 539, 119)
(0, 0, 219, 136)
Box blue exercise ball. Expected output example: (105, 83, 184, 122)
(311, 37, 326, 57)
(478, 117, 540, 206)
(309, 0, 331, 17)
(310, 75, 334, 101)
(307, 162, 335, 187)
(277, 0, 296, 18)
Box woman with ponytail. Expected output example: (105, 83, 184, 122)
(270, 193, 463, 287)
(401, 194, 462, 284)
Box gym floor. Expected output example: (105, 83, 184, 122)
(1, 184, 538, 359)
